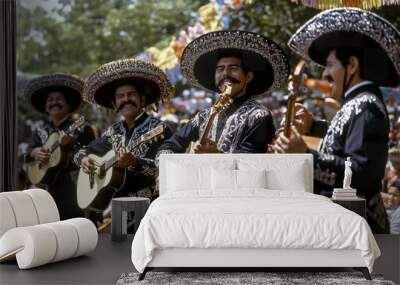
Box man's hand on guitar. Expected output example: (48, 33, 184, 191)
(273, 126, 308, 153)
(293, 103, 313, 135)
(58, 131, 76, 147)
(115, 148, 136, 168)
(193, 138, 221, 153)
(280, 103, 313, 135)
(31, 147, 50, 164)
(81, 157, 97, 174)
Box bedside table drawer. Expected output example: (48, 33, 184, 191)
(331, 198, 366, 218)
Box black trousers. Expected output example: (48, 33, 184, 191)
(48, 171, 83, 220)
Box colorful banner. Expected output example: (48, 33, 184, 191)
(145, 0, 253, 83)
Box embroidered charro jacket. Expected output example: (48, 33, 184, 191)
(25, 115, 95, 219)
(157, 95, 275, 156)
(309, 82, 389, 201)
(26, 116, 95, 172)
(74, 113, 171, 195)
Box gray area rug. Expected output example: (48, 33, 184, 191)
(116, 272, 396, 285)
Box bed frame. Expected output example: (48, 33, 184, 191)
(137, 154, 373, 281)
(139, 248, 371, 280)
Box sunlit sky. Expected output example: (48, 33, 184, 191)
(19, 0, 61, 12)
(18, 0, 65, 21)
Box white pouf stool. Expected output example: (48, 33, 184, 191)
(0, 189, 98, 269)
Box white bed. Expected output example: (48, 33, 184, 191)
(131, 154, 380, 280)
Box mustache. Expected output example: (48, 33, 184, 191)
(50, 104, 62, 109)
(217, 76, 241, 87)
(117, 101, 137, 112)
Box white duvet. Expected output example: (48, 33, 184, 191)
(131, 190, 380, 273)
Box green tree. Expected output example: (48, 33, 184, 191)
(17, 0, 206, 123)
(17, 0, 207, 77)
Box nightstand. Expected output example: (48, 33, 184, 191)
(111, 197, 150, 242)
(331, 197, 366, 218)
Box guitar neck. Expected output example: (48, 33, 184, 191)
(48, 123, 80, 153)
(285, 60, 306, 138)
(198, 84, 232, 145)
(101, 125, 164, 171)
(199, 109, 217, 145)
(284, 96, 297, 138)
(103, 136, 146, 170)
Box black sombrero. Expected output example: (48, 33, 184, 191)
(288, 8, 400, 87)
(24, 73, 83, 114)
(180, 30, 290, 95)
(84, 59, 173, 109)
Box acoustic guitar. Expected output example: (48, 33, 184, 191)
(27, 116, 85, 187)
(285, 61, 306, 139)
(76, 124, 164, 210)
(285, 61, 333, 151)
(188, 83, 233, 153)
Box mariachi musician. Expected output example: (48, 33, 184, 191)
(274, 8, 400, 233)
(157, 30, 290, 155)
(74, 59, 173, 208)
(25, 73, 95, 219)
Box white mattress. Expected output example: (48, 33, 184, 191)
(131, 190, 380, 273)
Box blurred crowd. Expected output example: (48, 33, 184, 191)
(383, 98, 400, 234)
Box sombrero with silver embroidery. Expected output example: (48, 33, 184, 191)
(24, 73, 83, 114)
(84, 59, 173, 109)
(288, 8, 400, 87)
(181, 30, 290, 95)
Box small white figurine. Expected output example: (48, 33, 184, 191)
(343, 157, 353, 189)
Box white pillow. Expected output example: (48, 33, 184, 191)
(236, 169, 267, 189)
(167, 161, 235, 192)
(211, 168, 236, 190)
(266, 164, 306, 191)
(211, 169, 267, 191)
(167, 162, 210, 191)
(238, 159, 307, 192)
